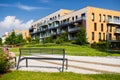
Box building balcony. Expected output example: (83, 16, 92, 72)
(107, 20, 120, 25)
(30, 31, 37, 35)
(68, 27, 80, 32)
(68, 37, 76, 40)
(29, 27, 34, 30)
(61, 30, 66, 33)
(60, 22, 69, 27)
(48, 19, 59, 24)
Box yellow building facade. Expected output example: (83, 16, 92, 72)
(15, 30, 30, 40)
(86, 6, 120, 43)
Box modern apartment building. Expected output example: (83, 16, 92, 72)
(29, 6, 120, 44)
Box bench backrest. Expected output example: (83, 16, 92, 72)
(19, 48, 65, 58)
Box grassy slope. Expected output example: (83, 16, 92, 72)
(0, 71, 120, 80)
(9, 43, 120, 56)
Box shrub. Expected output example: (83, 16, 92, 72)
(91, 42, 107, 50)
(54, 37, 63, 44)
(44, 35, 53, 43)
(75, 27, 87, 45)
(0, 48, 10, 73)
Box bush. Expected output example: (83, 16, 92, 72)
(44, 36, 53, 43)
(75, 27, 87, 45)
(0, 48, 10, 73)
(54, 37, 63, 44)
(91, 42, 107, 50)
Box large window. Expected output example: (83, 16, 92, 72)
(72, 17, 74, 21)
(81, 13, 86, 19)
(94, 23, 97, 31)
(109, 33, 112, 40)
(76, 15, 78, 20)
(108, 15, 112, 22)
(114, 16, 119, 22)
(110, 26, 112, 32)
(92, 32, 94, 40)
(92, 13, 95, 21)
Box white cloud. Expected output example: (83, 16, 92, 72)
(0, 16, 33, 37)
(0, 3, 49, 11)
(16, 3, 48, 11)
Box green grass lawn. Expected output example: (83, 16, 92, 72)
(0, 71, 120, 80)
(9, 43, 120, 56)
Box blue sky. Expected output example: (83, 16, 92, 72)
(0, 0, 120, 37)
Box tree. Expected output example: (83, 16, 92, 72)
(5, 31, 17, 45)
(26, 37, 32, 43)
(16, 34, 25, 44)
(55, 33, 68, 44)
(5, 31, 26, 45)
(75, 27, 87, 45)
(44, 35, 53, 43)
(0, 38, 2, 45)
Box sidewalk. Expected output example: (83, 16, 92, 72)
(13, 55, 120, 74)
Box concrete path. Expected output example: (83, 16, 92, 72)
(13, 55, 120, 74)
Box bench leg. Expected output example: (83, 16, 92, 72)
(26, 59, 28, 67)
(62, 59, 65, 72)
(14, 57, 16, 67)
(66, 59, 68, 70)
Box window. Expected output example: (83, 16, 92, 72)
(50, 18, 52, 20)
(92, 13, 94, 21)
(92, 32, 94, 40)
(109, 33, 112, 40)
(114, 16, 119, 22)
(76, 16, 78, 20)
(94, 23, 97, 31)
(110, 26, 112, 32)
(58, 14, 60, 18)
(55, 16, 57, 19)
(81, 13, 86, 19)
(108, 15, 112, 22)
(99, 14, 101, 22)
(101, 24, 103, 31)
(103, 33, 105, 40)
(99, 32, 101, 41)
(103, 15, 106, 22)
(72, 17, 74, 21)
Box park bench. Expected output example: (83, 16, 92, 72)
(16, 48, 68, 72)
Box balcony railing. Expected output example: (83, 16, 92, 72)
(68, 27, 80, 32)
(116, 29, 120, 33)
(107, 20, 120, 25)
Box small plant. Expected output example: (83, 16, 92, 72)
(0, 48, 15, 73)
(0, 48, 10, 73)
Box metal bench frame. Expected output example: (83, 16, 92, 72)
(16, 48, 68, 72)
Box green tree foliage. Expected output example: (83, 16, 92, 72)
(44, 35, 53, 43)
(26, 37, 32, 43)
(5, 31, 26, 45)
(0, 38, 2, 45)
(55, 33, 68, 44)
(5, 31, 17, 45)
(34, 36, 40, 43)
(75, 27, 87, 45)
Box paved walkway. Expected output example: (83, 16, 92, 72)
(13, 55, 120, 74)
